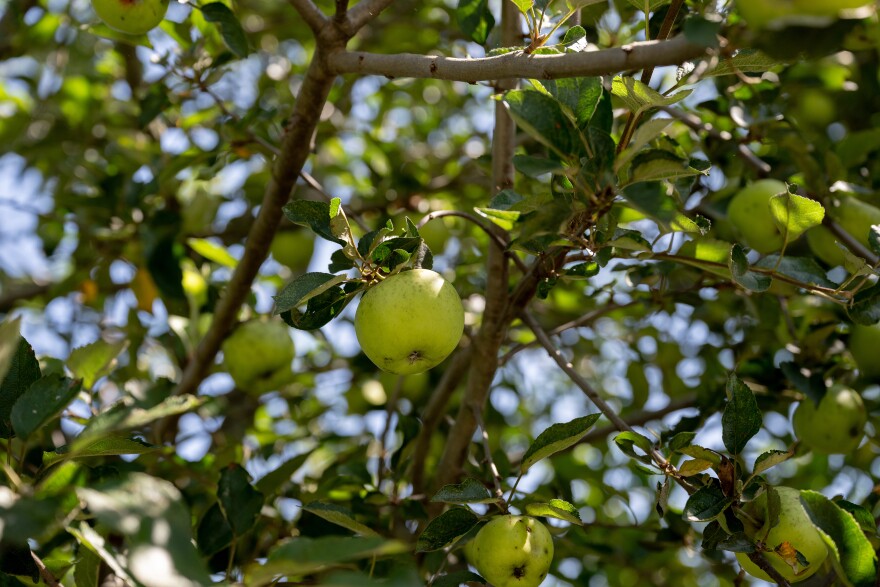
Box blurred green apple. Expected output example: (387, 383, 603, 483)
(270, 230, 315, 274)
(806, 196, 880, 267)
(222, 319, 296, 393)
(736, 0, 799, 28)
(795, 0, 873, 15)
(469, 515, 554, 587)
(793, 384, 866, 453)
(92, 0, 168, 34)
(735, 487, 829, 583)
(727, 179, 789, 253)
(851, 323, 880, 379)
(355, 269, 463, 375)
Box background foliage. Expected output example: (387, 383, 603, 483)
(1, 0, 880, 585)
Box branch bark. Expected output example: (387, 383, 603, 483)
(329, 35, 707, 81)
(287, 0, 329, 33)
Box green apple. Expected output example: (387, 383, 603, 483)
(793, 88, 836, 128)
(806, 196, 880, 267)
(222, 319, 296, 393)
(270, 230, 315, 274)
(850, 323, 880, 379)
(736, 0, 799, 28)
(469, 515, 554, 587)
(727, 179, 789, 254)
(793, 384, 867, 453)
(794, 0, 873, 15)
(354, 269, 463, 375)
(735, 487, 829, 583)
(92, 0, 168, 34)
(378, 370, 430, 400)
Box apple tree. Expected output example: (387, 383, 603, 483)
(1, 0, 880, 585)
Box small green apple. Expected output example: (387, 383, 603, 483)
(92, 0, 168, 35)
(727, 179, 789, 254)
(793, 384, 867, 453)
(735, 487, 829, 583)
(222, 319, 296, 393)
(850, 323, 880, 379)
(736, 0, 800, 28)
(270, 230, 315, 274)
(378, 370, 430, 401)
(354, 269, 463, 375)
(469, 515, 554, 587)
(806, 196, 880, 267)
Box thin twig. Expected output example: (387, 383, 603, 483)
(417, 211, 529, 274)
(745, 551, 793, 587)
(472, 406, 507, 508)
(520, 309, 696, 494)
(31, 550, 62, 587)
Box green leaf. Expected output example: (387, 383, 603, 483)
(684, 485, 733, 522)
(509, 0, 533, 14)
(729, 244, 771, 292)
(533, 76, 602, 128)
(705, 49, 779, 78)
(769, 193, 825, 242)
(682, 14, 721, 48)
(624, 0, 670, 9)
(800, 491, 878, 587)
(456, 0, 495, 44)
(283, 200, 346, 246)
(219, 465, 265, 536)
(250, 537, 408, 586)
(525, 499, 583, 525)
(667, 431, 696, 452)
(615, 118, 675, 172)
(755, 256, 838, 288)
(611, 76, 692, 115)
(186, 237, 238, 268)
(274, 272, 350, 316)
(0, 337, 41, 439)
(678, 445, 722, 465)
(613, 430, 655, 465)
(66, 339, 128, 390)
(474, 207, 521, 231)
(721, 373, 762, 456)
(68, 523, 135, 585)
(197, 503, 234, 556)
(11, 374, 81, 439)
(520, 414, 601, 472)
(622, 182, 705, 233)
(43, 435, 158, 467)
(416, 508, 479, 552)
(431, 478, 496, 504)
(201, 3, 250, 58)
(303, 502, 380, 537)
(79, 394, 206, 439)
(752, 450, 794, 477)
(504, 89, 579, 158)
(0, 317, 22, 386)
(848, 281, 880, 326)
(625, 150, 708, 186)
(512, 155, 565, 178)
(73, 545, 102, 587)
(77, 473, 213, 586)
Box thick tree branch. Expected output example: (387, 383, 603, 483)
(287, 0, 329, 33)
(329, 35, 707, 81)
(170, 49, 339, 408)
(0, 283, 50, 313)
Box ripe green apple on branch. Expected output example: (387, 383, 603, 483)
(735, 486, 829, 583)
(792, 384, 867, 454)
(92, 0, 169, 35)
(221, 319, 296, 394)
(467, 515, 554, 587)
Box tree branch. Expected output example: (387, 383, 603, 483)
(167, 47, 341, 424)
(287, 0, 329, 33)
(329, 35, 707, 82)
(0, 283, 50, 313)
(577, 396, 697, 446)
(344, 0, 394, 32)
(432, 1, 520, 493)
(745, 551, 792, 587)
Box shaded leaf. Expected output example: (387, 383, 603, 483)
(201, 3, 250, 58)
(11, 375, 81, 439)
(722, 374, 762, 455)
(416, 508, 478, 552)
(431, 478, 495, 504)
(219, 465, 265, 536)
(303, 502, 379, 537)
(525, 499, 583, 525)
(684, 485, 732, 522)
(0, 337, 41, 438)
(67, 339, 128, 390)
(456, 0, 494, 44)
(729, 244, 771, 292)
(521, 414, 601, 472)
(753, 450, 794, 477)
